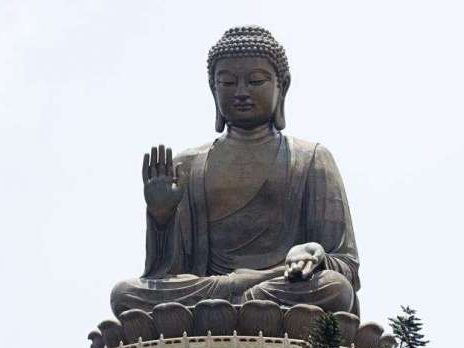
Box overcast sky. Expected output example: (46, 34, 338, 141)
(1, 1, 463, 347)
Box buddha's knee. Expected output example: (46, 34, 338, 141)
(110, 274, 220, 316)
(310, 270, 354, 312)
(110, 277, 168, 316)
(110, 278, 142, 316)
(244, 270, 354, 313)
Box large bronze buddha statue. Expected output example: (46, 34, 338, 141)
(111, 26, 360, 318)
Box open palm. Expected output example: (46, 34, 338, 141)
(142, 145, 183, 226)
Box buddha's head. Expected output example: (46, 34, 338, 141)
(208, 26, 291, 132)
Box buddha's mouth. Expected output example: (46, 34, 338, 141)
(234, 103, 254, 112)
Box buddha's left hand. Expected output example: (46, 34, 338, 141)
(284, 242, 325, 281)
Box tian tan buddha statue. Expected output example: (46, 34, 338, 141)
(111, 26, 361, 318)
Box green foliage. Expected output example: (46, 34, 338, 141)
(308, 313, 342, 348)
(388, 306, 429, 348)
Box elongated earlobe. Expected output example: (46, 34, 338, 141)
(274, 73, 291, 131)
(274, 97, 286, 130)
(215, 106, 225, 132)
(212, 89, 226, 132)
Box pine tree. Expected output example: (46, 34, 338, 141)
(388, 306, 429, 348)
(308, 313, 342, 348)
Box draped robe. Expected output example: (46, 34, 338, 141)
(111, 133, 361, 316)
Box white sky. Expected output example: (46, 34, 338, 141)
(1, 1, 463, 347)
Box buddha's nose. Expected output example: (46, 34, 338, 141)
(234, 81, 250, 102)
(234, 94, 250, 103)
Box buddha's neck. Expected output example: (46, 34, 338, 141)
(226, 123, 279, 144)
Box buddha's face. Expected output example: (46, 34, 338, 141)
(214, 57, 280, 130)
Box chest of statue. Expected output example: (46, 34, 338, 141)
(204, 134, 291, 273)
(205, 135, 285, 222)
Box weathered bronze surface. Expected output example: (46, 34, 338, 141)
(111, 26, 360, 318)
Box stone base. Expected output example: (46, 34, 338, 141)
(116, 333, 307, 348)
(88, 300, 397, 348)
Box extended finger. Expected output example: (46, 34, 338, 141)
(150, 147, 158, 177)
(295, 260, 305, 272)
(142, 153, 149, 183)
(158, 144, 166, 174)
(301, 260, 314, 279)
(289, 262, 298, 272)
(284, 263, 293, 281)
(166, 147, 173, 177)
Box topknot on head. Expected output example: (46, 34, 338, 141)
(207, 26, 290, 89)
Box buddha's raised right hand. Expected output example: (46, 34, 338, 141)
(142, 145, 183, 226)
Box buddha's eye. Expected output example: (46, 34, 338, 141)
(248, 71, 271, 86)
(249, 79, 266, 86)
(216, 72, 236, 87)
(217, 80, 236, 87)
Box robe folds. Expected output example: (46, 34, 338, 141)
(111, 134, 360, 316)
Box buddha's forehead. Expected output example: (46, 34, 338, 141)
(214, 57, 276, 76)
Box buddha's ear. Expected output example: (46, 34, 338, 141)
(274, 73, 291, 131)
(213, 95, 226, 133)
(215, 106, 226, 132)
(281, 72, 291, 97)
(211, 82, 226, 133)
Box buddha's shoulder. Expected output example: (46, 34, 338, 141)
(285, 135, 319, 154)
(285, 136, 336, 162)
(174, 142, 213, 164)
(173, 142, 212, 181)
